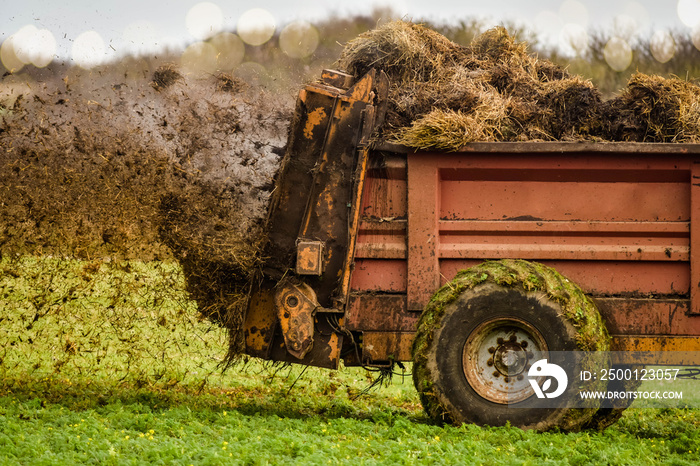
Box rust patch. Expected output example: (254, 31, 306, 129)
(304, 107, 327, 139)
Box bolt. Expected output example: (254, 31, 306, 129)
(492, 371, 500, 378)
(504, 376, 510, 383)
(487, 358, 494, 366)
(497, 337, 504, 345)
(521, 341, 528, 348)
(527, 351, 534, 358)
(488, 346, 496, 354)
(286, 295, 299, 308)
(517, 374, 524, 381)
(509, 334, 517, 342)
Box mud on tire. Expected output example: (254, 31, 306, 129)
(411, 259, 611, 431)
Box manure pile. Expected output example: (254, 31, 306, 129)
(1, 65, 291, 357)
(337, 21, 700, 148)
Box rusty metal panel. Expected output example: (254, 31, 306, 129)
(354, 220, 407, 259)
(294, 70, 389, 308)
(360, 154, 408, 220)
(296, 240, 324, 275)
(440, 179, 689, 223)
(263, 89, 336, 279)
(611, 336, 700, 363)
(345, 294, 418, 332)
(691, 161, 700, 314)
(320, 69, 354, 89)
(406, 155, 440, 310)
(349, 259, 407, 293)
(440, 260, 690, 297)
(595, 298, 700, 335)
(243, 283, 278, 359)
(361, 332, 414, 363)
(268, 317, 344, 369)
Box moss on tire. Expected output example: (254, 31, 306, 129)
(411, 259, 611, 431)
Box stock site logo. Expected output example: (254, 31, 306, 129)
(528, 359, 568, 398)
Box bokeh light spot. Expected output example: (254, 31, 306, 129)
(1, 36, 24, 73)
(692, 26, 700, 51)
(186, 2, 224, 41)
(279, 21, 319, 59)
(12, 25, 40, 64)
(72, 31, 106, 69)
(604, 37, 633, 72)
(4, 25, 56, 69)
(181, 41, 218, 76)
(31, 29, 56, 67)
(678, 0, 700, 28)
(209, 32, 245, 71)
(237, 8, 276, 46)
(650, 30, 675, 63)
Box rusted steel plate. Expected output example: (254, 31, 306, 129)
(268, 317, 344, 369)
(345, 294, 417, 332)
(361, 331, 414, 363)
(357, 332, 700, 365)
(439, 260, 690, 297)
(595, 298, 700, 335)
(274, 281, 319, 359)
(611, 336, 700, 364)
(440, 178, 688, 223)
(439, 243, 689, 262)
(244, 283, 278, 359)
(691, 161, 700, 314)
(360, 156, 408, 220)
(355, 220, 407, 259)
(296, 240, 324, 275)
(406, 156, 440, 310)
(263, 89, 336, 280)
(349, 259, 406, 293)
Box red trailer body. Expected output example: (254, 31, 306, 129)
(348, 143, 700, 366)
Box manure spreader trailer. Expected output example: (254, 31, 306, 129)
(241, 69, 700, 431)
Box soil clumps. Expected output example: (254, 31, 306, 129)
(1, 65, 291, 355)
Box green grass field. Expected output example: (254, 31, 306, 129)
(1, 257, 699, 465)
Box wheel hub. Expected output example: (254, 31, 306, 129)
(462, 318, 548, 404)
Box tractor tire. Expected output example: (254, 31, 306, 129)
(412, 259, 611, 431)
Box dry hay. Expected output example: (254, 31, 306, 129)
(337, 20, 700, 148)
(601, 73, 700, 143)
(1, 64, 292, 359)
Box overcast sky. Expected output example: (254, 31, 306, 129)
(1, 1, 699, 67)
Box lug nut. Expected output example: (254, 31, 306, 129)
(493, 371, 500, 378)
(521, 341, 528, 348)
(488, 346, 496, 354)
(509, 334, 517, 342)
(487, 358, 494, 366)
(497, 337, 504, 344)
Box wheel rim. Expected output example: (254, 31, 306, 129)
(462, 317, 548, 404)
